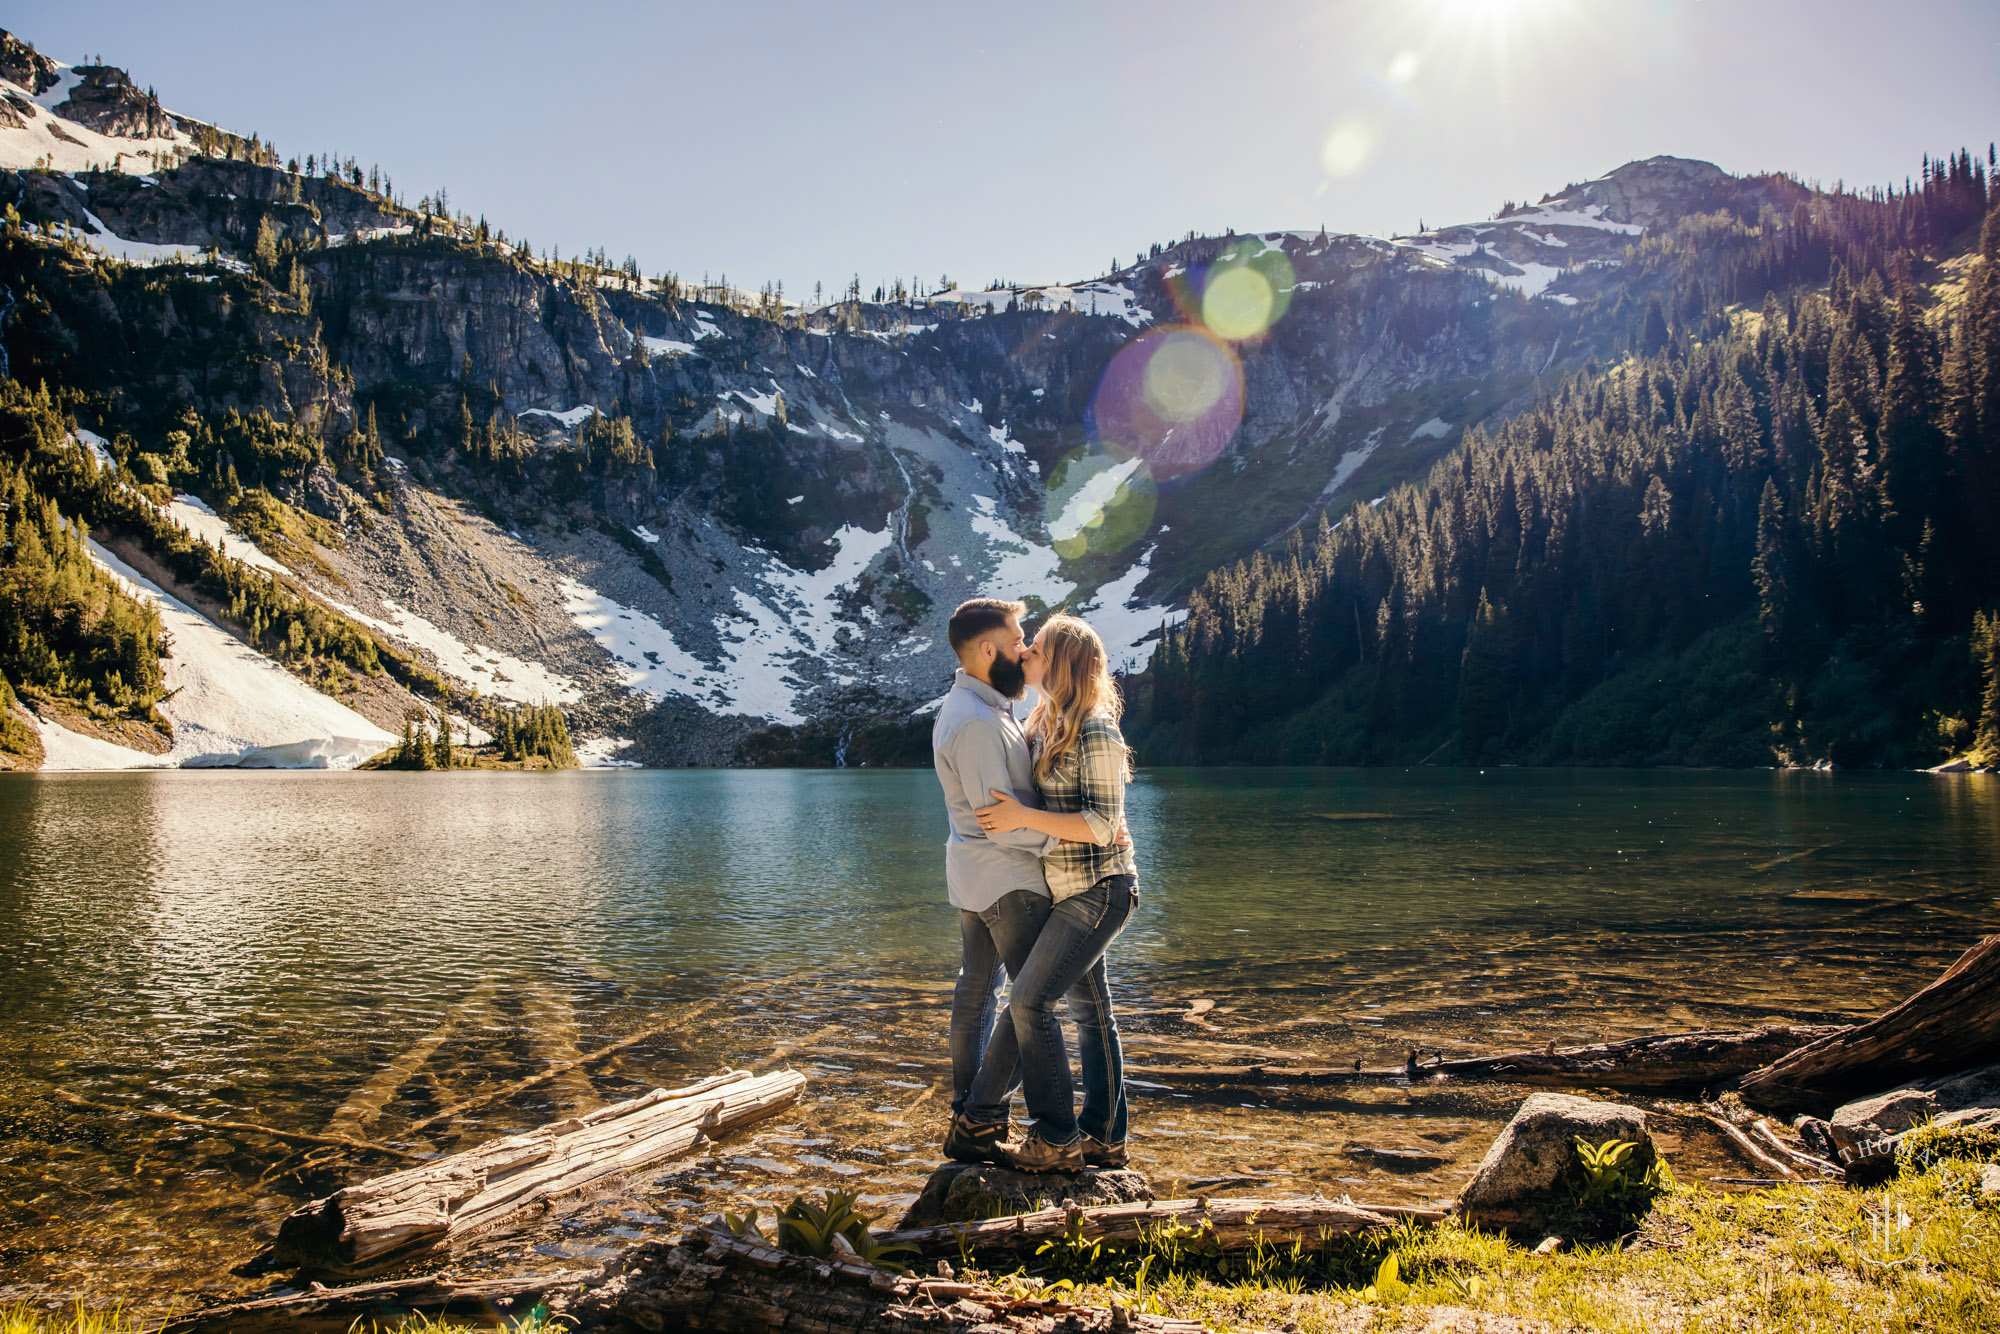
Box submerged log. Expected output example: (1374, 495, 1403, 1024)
(1123, 1024, 1844, 1092)
(270, 1068, 805, 1277)
(158, 1269, 596, 1334)
(884, 1195, 1395, 1255)
(1740, 935, 2000, 1113)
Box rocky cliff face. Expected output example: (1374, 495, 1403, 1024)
(0, 34, 1780, 764)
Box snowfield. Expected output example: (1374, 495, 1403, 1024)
(964, 495, 1073, 607)
(34, 541, 397, 770)
(561, 522, 896, 725)
(328, 597, 583, 706)
(0, 69, 195, 176)
(1077, 548, 1184, 674)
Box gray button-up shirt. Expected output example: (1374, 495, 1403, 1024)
(933, 670, 1056, 912)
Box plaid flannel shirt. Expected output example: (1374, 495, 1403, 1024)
(1032, 713, 1139, 901)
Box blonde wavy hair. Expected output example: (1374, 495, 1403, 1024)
(1026, 613, 1129, 783)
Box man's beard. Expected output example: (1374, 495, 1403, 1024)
(989, 651, 1027, 700)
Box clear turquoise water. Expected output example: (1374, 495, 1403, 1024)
(1, 767, 1993, 1306)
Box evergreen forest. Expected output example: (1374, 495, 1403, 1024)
(1144, 152, 2000, 769)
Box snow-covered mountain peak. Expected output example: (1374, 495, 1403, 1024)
(0, 30, 198, 174)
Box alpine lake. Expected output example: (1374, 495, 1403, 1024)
(1, 766, 1995, 1312)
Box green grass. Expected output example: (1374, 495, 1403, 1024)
(996, 1157, 2000, 1332)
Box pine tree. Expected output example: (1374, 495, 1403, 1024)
(1972, 611, 2000, 766)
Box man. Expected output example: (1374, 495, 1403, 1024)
(931, 597, 1055, 1164)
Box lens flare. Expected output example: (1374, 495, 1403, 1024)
(1386, 49, 1421, 83)
(1045, 452, 1157, 560)
(1320, 118, 1377, 177)
(1143, 332, 1231, 421)
(1089, 326, 1244, 482)
(1200, 238, 1295, 342)
(1202, 265, 1274, 342)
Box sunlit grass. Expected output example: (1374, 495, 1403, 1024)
(0, 1306, 147, 1334)
(1032, 1158, 2000, 1332)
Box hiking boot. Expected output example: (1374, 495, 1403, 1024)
(942, 1114, 1008, 1164)
(995, 1128, 1086, 1173)
(1081, 1134, 1129, 1169)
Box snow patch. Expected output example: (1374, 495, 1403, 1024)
(331, 597, 582, 705)
(0, 68, 196, 177)
(1409, 417, 1453, 441)
(164, 494, 291, 574)
(1077, 548, 1185, 674)
(632, 524, 661, 544)
(965, 495, 1073, 606)
(1319, 427, 1387, 503)
(520, 405, 599, 428)
(1049, 457, 1145, 543)
(577, 736, 642, 768)
(48, 540, 398, 770)
(642, 335, 697, 357)
(563, 523, 895, 725)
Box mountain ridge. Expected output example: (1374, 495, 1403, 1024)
(1, 28, 1985, 770)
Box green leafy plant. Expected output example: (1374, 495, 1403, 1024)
(1564, 1135, 1675, 1228)
(774, 1190, 917, 1272)
(723, 1207, 766, 1241)
(1360, 1252, 1408, 1301)
(1036, 1210, 1122, 1276)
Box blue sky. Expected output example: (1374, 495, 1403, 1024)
(18, 1, 2000, 298)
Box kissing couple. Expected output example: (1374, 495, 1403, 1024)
(929, 597, 1140, 1173)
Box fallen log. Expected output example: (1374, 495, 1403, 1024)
(158, 1269, 596, 1334)
(1739, 934, 2000, 1113)
(883, 1195, 1394, 1256)
(593, 1225, 1211, 1334)
(1123, 1024, 1845, 1093)
(270, 1067, 805, 1277)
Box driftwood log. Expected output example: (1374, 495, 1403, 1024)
(271, 1068, 805, 1276)
(158, 1269, 596, 1334)
(884, 1195, 1397, 1255)
(596, 1223, 1209, 1334)
(1124, 1024, 1844, 1093)
(1740, 934, 2000, 1113)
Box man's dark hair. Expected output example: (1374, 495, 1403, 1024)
(948, 598, 1026, 655)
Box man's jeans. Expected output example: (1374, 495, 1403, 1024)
(965, 875, 1136, 1147)
(950, 889, 1050, 1120)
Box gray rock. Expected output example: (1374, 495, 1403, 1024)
(1795, 1116, 1836, 1161)
(1931, 1106, 2000, 1136)
(1925, 1062, 2000, 1111)
(896, 1163, 1153, 1230)
(1828, 1062, 2000, 1176)
(1456, 1092, 1657, 1233)
(1829, 1087, 1940, 1164)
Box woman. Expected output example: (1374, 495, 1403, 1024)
(966, 613, 1139, 1173)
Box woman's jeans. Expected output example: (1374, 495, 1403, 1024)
(965, 875, 1137, 1147)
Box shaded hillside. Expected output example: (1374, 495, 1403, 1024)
(1145, 153, 2000, 770)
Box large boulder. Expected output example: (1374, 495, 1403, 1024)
(1828, 1061, 2000, 1178)
(1828, 1087, 1940, 1167)
(897, 1163, 1153, 1230)
(1456, 1093, 1659, 1234)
